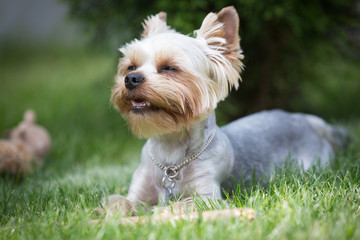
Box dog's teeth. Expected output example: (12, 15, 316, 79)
(131, 100, 151, 108)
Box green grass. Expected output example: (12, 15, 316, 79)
(0, 46, 359, 240)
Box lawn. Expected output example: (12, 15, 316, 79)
(0, 46, 359, 240)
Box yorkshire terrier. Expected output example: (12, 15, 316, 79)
(109, 6, 348, 215)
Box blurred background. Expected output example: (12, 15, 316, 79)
(60, 0, 360, 121)
(0, 0, 359, 172)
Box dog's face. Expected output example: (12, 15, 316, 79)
(111, 7, 244, 138)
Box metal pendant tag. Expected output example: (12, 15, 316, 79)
(162, 176, 175, 204)
(164, 187, 172, 203)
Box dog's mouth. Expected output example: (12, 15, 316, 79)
(131, 99, 153, 112)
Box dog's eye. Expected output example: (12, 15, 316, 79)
(160, 66, 176, 72)
(127, 66, 136, 71)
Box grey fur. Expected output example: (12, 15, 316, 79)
(107, 109, 348, 212)
(221, 110, 342, 186)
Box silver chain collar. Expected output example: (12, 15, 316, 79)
(148, 129, 216, 202)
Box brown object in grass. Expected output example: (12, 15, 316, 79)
(0, 109, 51, 177)
(118, 208, 256, 225)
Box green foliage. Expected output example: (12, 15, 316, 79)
(61, 0, 356, 42)
(61, 0, 360, 120)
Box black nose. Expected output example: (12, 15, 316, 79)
(124, 73, 144, 90)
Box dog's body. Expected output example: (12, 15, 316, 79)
(222, 109, 344, 184)
(117, 110, 345, 207)
(108, 7, 348, 214)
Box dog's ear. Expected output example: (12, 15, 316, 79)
(217, 7, 241, 53)
(141, 12, 171, 38)
(196, 6, 244, 100)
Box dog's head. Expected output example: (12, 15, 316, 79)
(111, 6, 244, 138)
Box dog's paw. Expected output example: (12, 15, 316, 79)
(101, 194, 137, 216)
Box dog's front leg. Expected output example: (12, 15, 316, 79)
(154, 180, 224, 215)
(106, 163, 159, 215)
(192, 180, 224, 204)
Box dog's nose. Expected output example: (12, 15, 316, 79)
(124, 73, 144, 90)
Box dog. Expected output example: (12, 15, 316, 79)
(0, 109, 51, 177)
(108, 6, 348, 215)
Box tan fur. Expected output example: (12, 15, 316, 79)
(111, 7, 243, 138)
(195, 6, 244, 100)
(111, 70, 214, 138)
(0, 140, 32, 175)
(0, 110, 51, 176)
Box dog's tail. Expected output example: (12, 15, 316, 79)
(304, 114, 351, 151)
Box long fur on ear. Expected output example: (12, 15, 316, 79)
(195, 6, 244, 100)
(141, 12, 174, 38)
